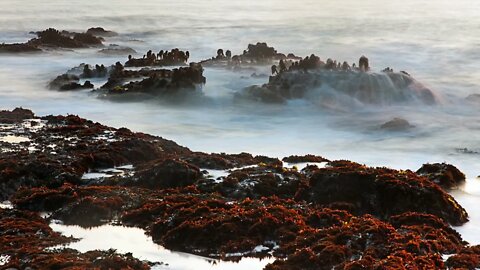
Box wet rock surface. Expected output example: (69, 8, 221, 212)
(295, 160, 468, 225)
(125, 48, 189, 67)
(86, 27, 118, 37)
(102, 63, 206, 96)
(0, 108, 474, 269)
(200, 42, 302, 72)
(417, 163, 466, 190)
(49, 59, 206, 98)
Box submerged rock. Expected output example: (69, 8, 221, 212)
(99, 44, 136, 55)
(266, 212, 460, 270)
(380, 117, 414, 131)
(445, 246, 480, 269)
(295, 160, 468, 225)
(466, 93, 480, 103)
(417, 163, 466, 190)
(0, 110, 188, 201)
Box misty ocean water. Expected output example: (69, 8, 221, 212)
(1, 0, 480, 263)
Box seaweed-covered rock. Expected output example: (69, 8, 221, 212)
(445, 246, 480, 269)
(132, 158, 201, 189)
(296, 160, 468, 225)
(282, 155, 329, 163)
(183, 152, 282, 170)
(0, 110, 188, 200)
(266, 213, 454, 270)
(417, 163, 466, 190)
(202, 165, 304, 199)
(1, 27, 106, 54)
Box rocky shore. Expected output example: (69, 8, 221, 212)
(0, 108, 477, 269)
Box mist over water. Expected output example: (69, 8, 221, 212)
(1, 0, 480, 245)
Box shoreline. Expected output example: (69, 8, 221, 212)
(1, 108, 479, 269)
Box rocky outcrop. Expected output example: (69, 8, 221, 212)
(282, 155, 329, 163)
(131, 159, 201, 189)
(1, 27, 110, 54)
(28, 28, 104, 48)
(200, 42, 302, 70)
(0, 208, 150, 269)
(417, 163, 466, 190)
(99, 44, 136, 55)
(296, 160, 468, 225)
(0, 43, 41, 53)
(100, 63, 206, 96)
(0, 107, 34, 123)
(237, 69, 437, 106)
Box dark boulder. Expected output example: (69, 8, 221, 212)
(417, 163, 466, 190)
(132, 159, 201, 189)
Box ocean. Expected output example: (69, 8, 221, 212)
(1, 0, 480, 262)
